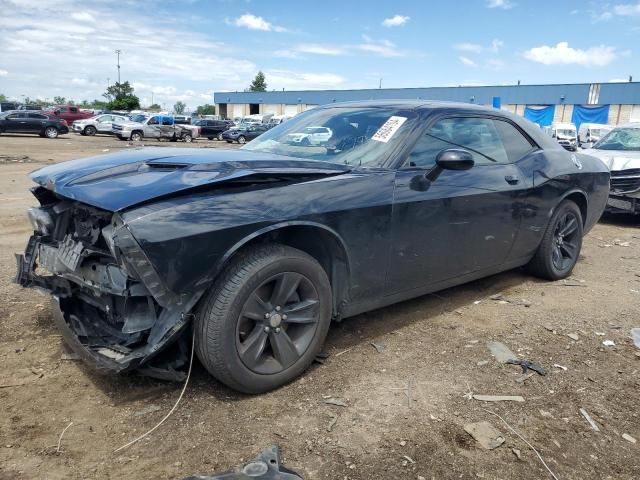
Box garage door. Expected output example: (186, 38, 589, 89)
(231, 104, 244, 119)
(263, 104, 279, 114)
(283, 105, 299, 116)
(631, 105, 640, 122)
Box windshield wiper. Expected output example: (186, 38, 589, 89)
(424, 133, 498, 163)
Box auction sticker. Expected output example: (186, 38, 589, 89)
(372, 116, 407, 143)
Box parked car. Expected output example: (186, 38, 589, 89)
(0, 111, 68, 138)
(222, 124, 269, 143)
(173, 115, 191, 125)
(583, 123, 640, 214)
(268, 115, 293, 127)
(17, 104, 43, 111)
(112, 114, 194, 142)
(578, 123, 612, 148)
(286, 126, 333, 146)
(543, 122, 578, 151)
(194, 119, 234, 140)
(1, 102, 19, 112)
(46, 105, 93, 124)
(72, 114, 128, 136)
(15, 101, 609, 393)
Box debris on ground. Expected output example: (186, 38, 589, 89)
(506, 359, 546, 376)
(603, 340, 616, 347)
(511, 448, 522, 460)
(472, 395, 525, 403)
(370, 342, 386, 353)
(181, 446, 302, 480)
(515, 372, 535, 383)
(567, 333, 580, 341)
(323, 398, 348, 407)
(553, 364, 568, 371)
(580, 408, 601, 432)
(134, 405, 161, 417)
(487, 341, 517, 363)
(463, 421, 505, 450)
(622, 434, 637, 444)
(60, 353, 80, 361)
(631, 328, 640, 349)
(477, 360, 489, 367)
(327, 415, 338, 432)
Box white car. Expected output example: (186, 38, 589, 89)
(583, 123, 640, 214)
(286, 126, 333, 146)
(72, 114, 128, 136)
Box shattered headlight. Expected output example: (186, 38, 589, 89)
(27, 207, 54, 235)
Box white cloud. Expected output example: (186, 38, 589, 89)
(523, 42, 617, 66)
(0, 69, 8, 77)
(487, 0, 514, 8)
(459, 56, 478, 67)
(228, 13, 287, 32)
(382, 15, 410, 27)
(613, 3, 640, 16)
(454, 43, 483, 53)
(264, 70, 345, 90)
(295, 44, 347, 55)
(357, 36, 405, 57)
(70, 11, 96, 22)
(277, 37, 408, 59)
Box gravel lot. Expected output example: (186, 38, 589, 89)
(1, 132, 639, 480)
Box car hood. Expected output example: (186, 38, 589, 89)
(30, 147, 350, 212)
(582, 149, 640, 171)
(112, 121, 143, 127)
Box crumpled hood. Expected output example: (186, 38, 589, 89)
(582, 148, 640, 171)
(112, 120, 142, 128)
(30, 147, 349, 212)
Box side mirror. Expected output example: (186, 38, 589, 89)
(435, 149, 475, 171)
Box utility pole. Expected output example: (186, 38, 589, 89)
(115, 49, 121, 84)
(151, 92, 154, 106)
(379, 78, 382, 89)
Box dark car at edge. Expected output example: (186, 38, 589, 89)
(15, 101, 610, 393)
(0, 111, 69, 138)
(222, 123, 269, 144)
(194, 119, 235, 141)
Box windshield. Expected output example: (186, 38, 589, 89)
(594, 127, 640, 151)
(557, 129, 575, 137)
(241, 106, 417, 167)
(129, 114, 147, 123)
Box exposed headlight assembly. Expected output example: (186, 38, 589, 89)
(27, 207, 54, 235)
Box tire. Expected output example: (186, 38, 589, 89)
(130, 131, 142, 141)
(195, 244, 332, 394)
(226, 140, 233, 143)
(182, 134, 192, 143)
(44, 127, 58, 139)
(207, 137, 214, 141)
(84, 125, 97, 136)
(237, 135, 246, 144)
(528, 200, 583, 280)
(217, 132, 224, 141)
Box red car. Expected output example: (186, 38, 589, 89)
(46, 105, 93, 124)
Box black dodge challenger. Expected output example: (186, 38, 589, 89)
(15, 101, 610, 393)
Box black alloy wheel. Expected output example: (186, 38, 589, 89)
(551, 210, 580, 272)
(236, 271, 321, 375)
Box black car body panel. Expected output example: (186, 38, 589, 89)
(15, 101, 610, 378)
(0, 111, 69, 135)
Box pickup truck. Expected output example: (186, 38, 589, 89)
(112, 114, 196, 142)
(46, 105, 93, 124)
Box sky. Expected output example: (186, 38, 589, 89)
(0, 0, 639, 110)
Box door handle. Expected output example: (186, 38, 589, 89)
(504, 175, 520, 185)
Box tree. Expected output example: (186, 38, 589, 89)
(173, 101, 186, 115)
(103, 81, 140, 111)
(196, 104, 216, 115)
(249, 71, 267, 92)
(148, 103, 161, 111)
(0, 93, 6, 102)
(53, 96, 66, 105)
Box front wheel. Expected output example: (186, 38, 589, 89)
(84, 125, 97, 136)
(195, 244, 332, 393)
(237, 135, 246, 144)
(130, 132, 142, 141)
(528, 200, 583, 280)
(44, 127, 59, 139)
(217, 132, 224, 141)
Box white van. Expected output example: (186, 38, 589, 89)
(543, 122, 577, 151)
(578, 123, 612, 148)
(268, 115, 293, 126)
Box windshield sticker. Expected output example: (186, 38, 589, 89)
(372, 116, 407, 143)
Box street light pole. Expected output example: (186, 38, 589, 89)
(115, 49, 121, 84)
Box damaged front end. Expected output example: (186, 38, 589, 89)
(15, 187, 202, 381)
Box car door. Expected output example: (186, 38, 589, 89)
(96, 115, 115, 133)
(4, 112, 27, 132)
(26, 113, 47, 133)
(386, 115, 537, 294)
(145, 116, 161, 138)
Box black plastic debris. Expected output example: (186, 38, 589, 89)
(181, 446, 302, 479)
(506, 359, 546, 376)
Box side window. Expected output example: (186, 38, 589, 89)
(70, 107, 78, 113)
(407, 117, 512, 168)
(161, 117, 173, 126)
(492, 119, 536, 162)
(28, 113, 46, 119)
(148, 116, 159, 125)
(7, 113, 23, 119)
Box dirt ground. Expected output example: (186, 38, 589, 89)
(1, 132, 639, 480)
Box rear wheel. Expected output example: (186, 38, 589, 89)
(237, 135, 246, 144)
(44, 127, 58, 139)
(528, 200, 583, 280)
(207, 137, 214, 141)
(84, 125, 97, 136)
(217, 132, 224, 141)
(130, 131, 142, 141)
(182, 133, 192, 143)
(195, 244, 332, 393)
